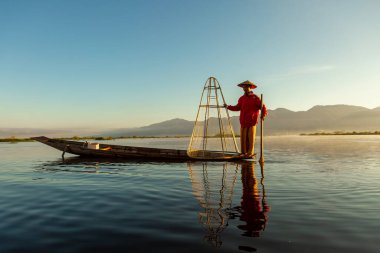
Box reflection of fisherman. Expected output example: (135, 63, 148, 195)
(224, 80, 267, 158)
(238, 161, 269, 237)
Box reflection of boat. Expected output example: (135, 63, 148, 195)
(188, 162, 239, 247)
(36, 155, 193, 175)
(35, 156, 126, 173)
(32, 136, 243, 161)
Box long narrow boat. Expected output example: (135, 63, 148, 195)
(32, 136, 243, 161)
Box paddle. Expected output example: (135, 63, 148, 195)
(259, 94, 265, 164)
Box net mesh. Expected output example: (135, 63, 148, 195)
(187, 77, 240, 159)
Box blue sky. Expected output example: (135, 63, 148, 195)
(1, 0, 379, 128)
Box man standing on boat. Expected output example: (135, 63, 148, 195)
(224, 80, 267, 158)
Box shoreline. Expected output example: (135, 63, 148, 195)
(0, 136, 191, 143)
(1, 132, 380, 143)
(300, 131, 380, 136)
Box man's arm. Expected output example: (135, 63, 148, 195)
(224, 98, 242, 111)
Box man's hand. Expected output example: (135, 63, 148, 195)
(223, 103, 228, 108)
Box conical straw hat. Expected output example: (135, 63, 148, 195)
(237, 80, 257, 89)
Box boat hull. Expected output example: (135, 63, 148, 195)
(32, 136, 243, 161)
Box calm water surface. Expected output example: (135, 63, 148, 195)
(0, 136, 379, 253)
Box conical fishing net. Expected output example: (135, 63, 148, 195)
(187, 77, 240, 159)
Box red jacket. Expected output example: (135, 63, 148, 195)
(227, 92, 267, 128)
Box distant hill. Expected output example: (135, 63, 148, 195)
(100, 118, 194, 137)
(265, 105, 380, 134)
(100, 105, 380, 136)
(2, 105, 379, 137)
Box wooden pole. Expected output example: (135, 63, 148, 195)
(259, 94, 264, 164)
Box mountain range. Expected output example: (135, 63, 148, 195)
(1, 105, 379, 138)
(100, 105, 380, 136)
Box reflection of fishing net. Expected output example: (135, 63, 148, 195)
(188, 162, 239, 247)
(187, 77, 240, 160)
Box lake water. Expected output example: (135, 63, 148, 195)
(0, 136, 379, 253)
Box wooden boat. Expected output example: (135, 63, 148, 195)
(32, 136, 243, 161)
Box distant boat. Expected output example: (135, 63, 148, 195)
(32, 136, 243, 161)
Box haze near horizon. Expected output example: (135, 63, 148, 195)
(1, 0, 379, 128)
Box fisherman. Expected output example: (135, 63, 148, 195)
(224, 80, 267, 158)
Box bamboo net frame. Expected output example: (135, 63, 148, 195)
(187, 77, 240, 159)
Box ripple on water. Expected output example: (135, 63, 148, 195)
(0, 137, 379, 253)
